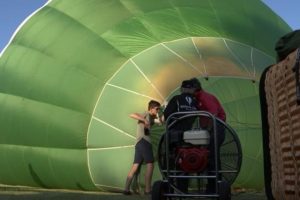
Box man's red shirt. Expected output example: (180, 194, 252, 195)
(195, 90, 226, 124)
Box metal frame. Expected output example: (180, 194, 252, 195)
(156, 111, 241, 199)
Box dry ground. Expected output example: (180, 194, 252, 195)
(0, 185, 267, 200)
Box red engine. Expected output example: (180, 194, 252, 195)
(176, 147, 209, 173)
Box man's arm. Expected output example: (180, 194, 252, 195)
(163, 97, 177, 121)
(129, 113, 149, 128)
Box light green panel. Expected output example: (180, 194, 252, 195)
(49, 0, 133, 35)
(93, 86, 151, 138)
(101, 17, 159, 57)
(225, 41, 255, 77)
(138, 9, 189, 41)
(14, 7, 127, 81)
(132, 44, 199, 93)
(108, 61, 160, 99)
(0, 45, 101, 113)
(120, 0, 172, 14)
(242, 129, 264, 159)
(88, 118, 135, 148)
(0, 145, 30, 185)
(177, 7, 221, 36)
(163, 38, 206, 74)
(0, 145, 96, 190)
(23, 147, 59, 188)
(103, 0, 290, 57)
(193, 38, 248, 75)
(89, 147, 134, 189)
(0, 45, 71, 108)
(208, 1, 253, 43)
(200, 78, 259, 103)
(0, 94, 89, 148)
(48, 148, 96, 190)
(225, 96, 261, 126)
(234, 0, 290, 55)
(137, 2, 220, 41)
(252, 50, 276, 75)
(235, 155, 264, 188)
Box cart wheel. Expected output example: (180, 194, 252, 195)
(218, 181, 231, 200)
(152, 180, 167, 200)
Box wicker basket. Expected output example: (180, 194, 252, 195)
(264, 50, 300, 200)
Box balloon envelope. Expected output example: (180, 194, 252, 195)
(0, 0, 291, 190)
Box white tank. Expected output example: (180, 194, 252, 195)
(183, 129, 210, 145)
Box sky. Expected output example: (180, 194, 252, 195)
(0, 0, 299, 53)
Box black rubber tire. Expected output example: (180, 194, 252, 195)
(218, 181, 231, 200)
(152, 180, 167, 200)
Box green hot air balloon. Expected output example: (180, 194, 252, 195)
(0, 0, 291, 191)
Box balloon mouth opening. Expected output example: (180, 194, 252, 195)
(87, 36, 273, 189)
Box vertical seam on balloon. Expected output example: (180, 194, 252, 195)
(208, 0, 223, 35)
(21, 146, 27, 184)
(48, 148, 62, 188)
(191, 37, 208, 76)
(45, 112, 59, 187)
(118, 0, 163, 42)
(4, 145, 24, 184)
(222, 39, 252, 78)
(130, 59, 165, 101)
(106, 83, 160, 100)
(171, 3, 190, 34)
(92, 116, 136, 140)
(251, 47, 256, 79)
(160, 43, 204, 76)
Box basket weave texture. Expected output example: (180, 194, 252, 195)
(265, 50, 300, 200)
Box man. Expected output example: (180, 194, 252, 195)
(190, 77, 226, 193)
(123, 100, 161, 195)
(163, 79, 199, 193)
(190, 78, 226, 123)
(164, 79, 198, 131)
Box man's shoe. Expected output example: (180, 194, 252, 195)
(123, 190, 132, 195)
